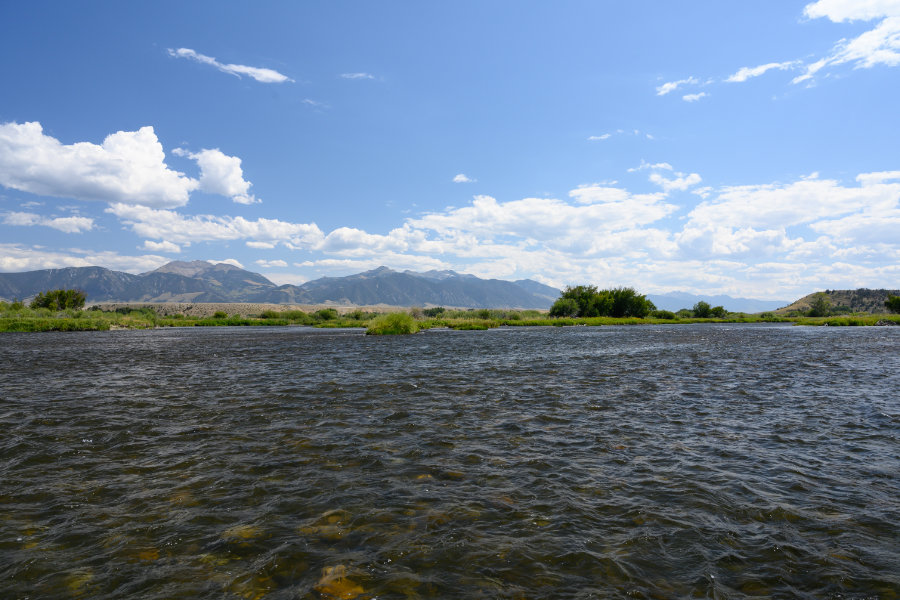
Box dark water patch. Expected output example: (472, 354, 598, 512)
(1, 324, 898, 598)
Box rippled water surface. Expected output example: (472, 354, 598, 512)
(1, 324, 898, 599)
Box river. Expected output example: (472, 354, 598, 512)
(1, 324, 897, 598)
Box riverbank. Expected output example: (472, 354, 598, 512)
(2, 303, 898, 332)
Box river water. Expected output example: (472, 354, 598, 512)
(1, 324, 897, 599)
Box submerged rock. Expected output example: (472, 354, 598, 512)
(315, 565, 365, 599)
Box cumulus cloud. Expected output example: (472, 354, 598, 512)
(0, 243, 168, 273)
(255, 259, 288, 268)
(682, 92, 708, 102)
(803, 0, 900, 22)
(726, 61, 799, 82)
(656, 76, 698, 95)
(106, 203, 325, 247)
(2, 211, 94, 233)
(167, 48, 293, 83)
(173, 148, 259, 204)
(141, 240, 181, 253)
(649, 172, 702, 192)
(0, 122, 198, 208)
(453, 173, 475, 183)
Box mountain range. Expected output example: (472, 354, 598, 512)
(0, 260, 806, 312)
(0, 261, 560, 309)
(645, 291, 789, 314)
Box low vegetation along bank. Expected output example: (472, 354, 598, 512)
(2, 289, 899, 333)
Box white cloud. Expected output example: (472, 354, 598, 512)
(803, 0, 900, 22)
(302, 99, 330, 109)
(246, 241, 276, 249)
(0, 243, 168, 274)
(340, 72, 375, 80)
(726, 61, 798, 82)
(106, 203, 325, 247)
(687, 177, 898, 230)
(649, 172, 702, 192)
(856, 170, 900, 185)
(2, 211, 94, 233)
(141, 240, 181, 253)
(587, 134, 611, 141)
(453, 173, 475, 183)
(656, 76, 698, 95)
(173, 148, 259, 204)
(628, 160, 674, 173)
(255, 259, 287, 268)
(209, 258, 245, 269)
(682, 92, 708, 102)
(794, 3, 900, 83)
(0, 122, 198, 208)
(167, 48, 293, 83)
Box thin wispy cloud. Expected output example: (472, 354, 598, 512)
(167, 48, 293, 84)
(587, 134, 611, 141)
(656, 76, 698, 96)
(340, 72, 376, 80)
(683, 92, 708, 102)
(726, 61, 799, 82)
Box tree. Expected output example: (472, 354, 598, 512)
(550, 285, 654, 318)
(549, 297, 578, 317)
(30, 289, 86, 310)
(807, 293, 831, 317)
(693, 301, 712, 318)
(886, 295, 900, 314)
(709, 305, 727, 318)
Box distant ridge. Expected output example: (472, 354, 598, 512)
(646, 291, 789, 314)
(775, 288, 900, 315)
(0, 262, 560, 309)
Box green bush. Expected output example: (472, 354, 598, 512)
(651, 309, 676, 319)
(423, 307, 445, 318)
(212, 311, 228, 319)
(366, 312, 419, 335)
(886, 295, 900, 314)
(313, 308, 339, 321)
(709, 305, 728, 318)
(30, 289, 86, 310)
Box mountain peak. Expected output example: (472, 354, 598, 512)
(148, 260, 242, 277)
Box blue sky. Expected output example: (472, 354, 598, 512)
(1, 1, 898, 299)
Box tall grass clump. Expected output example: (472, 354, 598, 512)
(366, 312, 419, 335)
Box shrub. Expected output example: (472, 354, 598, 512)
(366, 312, 419, 335)
(651, 309, 676, 319)
(549, 297, 579, 318)
(423, 307, 446, 317)
(886, 295, 900, 314)
(30, 289, 86, 310)
(313, 308, 339, 321)
(408, 307, 424, 319)
(212, 311, 228, 319)
(807, 292, 832, 317)
(259, 309, 281, 319)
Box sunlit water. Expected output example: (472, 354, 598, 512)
(1, 324, 897, 599)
